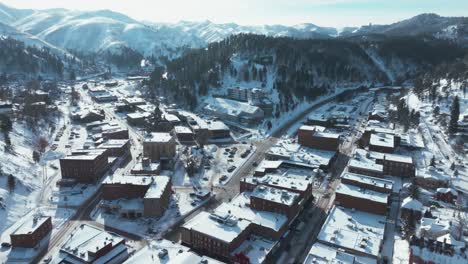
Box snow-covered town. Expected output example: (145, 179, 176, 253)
(0, 1, 467, 264)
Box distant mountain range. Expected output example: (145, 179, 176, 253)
(0, 2, 467, 57)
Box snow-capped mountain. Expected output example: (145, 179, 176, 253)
(0, 2, 33, 24)
(344, 13, 468, 41)
(0, 2, 467, 58)
(10, 8, 202, 56)
(149, 20, 337, 43)
(0, 21, 69, 55)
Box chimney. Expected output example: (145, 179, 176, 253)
(142, 157, 150, 167)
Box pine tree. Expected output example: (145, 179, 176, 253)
(449, 96, 460, 134)
(7, 174, 15, 193)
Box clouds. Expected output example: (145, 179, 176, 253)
(1, 0, 466, 27)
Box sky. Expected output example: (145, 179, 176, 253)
(2, 0, 467, 27)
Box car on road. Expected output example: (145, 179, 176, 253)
(219, 175, 228, 182)
(1, 242, 11, 248)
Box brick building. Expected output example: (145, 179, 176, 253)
(340, 172, 394, 194)
(174, 126, 195, 143)
(240, 174, 313, 202)
(60, 148, 108, 183)
(101, 175, 172, 217)
(369, 133, 396, 153)
(335, 183, 390, 215)
(347, 159, 384, 178)
(181, 193, 288, 261)
(435, 188, 458, 204)
(297, 125, 340, 151)
(98, 139, 130, 157)
(249, 185, 300, 218)
(10, 216, 52, 248)
(143, 132, 176, 161)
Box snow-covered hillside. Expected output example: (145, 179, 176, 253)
(0, 22, 69, 56)
(10, 9, 202, 56)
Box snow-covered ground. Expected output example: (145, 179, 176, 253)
(91, 192, 212, 239)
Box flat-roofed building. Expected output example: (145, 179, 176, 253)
(126, 112, 151, 126)
(341, 172, 394, 194)
(297, 125, 340, 151)
(335, 183, 390, 215)
(10, 216, 52, 248)
(348, 159, 384, 178)
(57, 224, 129, 264)
(60, 148, 109, 183)
(250, 185, 300, 218)
(101, 175, 172, 217)
(369, 133, 395, 153)
(241, 173, 313, 202)
(143, 132, 176, 161)
(99, 139, 130, 157)
(304, 242, 377, 264)
(316, 206, 386, 260)
(174, 125, 195, 143)
(181, 193, 288, 261)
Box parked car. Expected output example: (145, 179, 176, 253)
(227, 166, 236, 173)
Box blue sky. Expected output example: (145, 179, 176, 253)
(2, 0, 467, 27)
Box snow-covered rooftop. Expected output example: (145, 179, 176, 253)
(231, 235, 276, 264)
(59, 224, 127, 263)
(250, 185, 299, 206)
(204, 97, 262, 116)
(336, 183, 389, 204)
(63, 148, 107, 160)
(348, 159, 384, 173)
(341, 172, 393, 192)
(174, 125, 193, 134)
(317, 206, 386, 258)
(304, 242, 377, 264)
(183, 193, 287, 243)
(124, 239, 223, 264)
(369, 133, 394, 148)
(245, 173, 312, 192)
(144, 132, 173, 143)
(401, 197, 423, 211)
(13, 215, 50, 236)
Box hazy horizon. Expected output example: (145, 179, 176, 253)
(1, 0, 467, 28)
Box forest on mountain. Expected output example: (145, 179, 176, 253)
(0, 37, 64, 76)
(145, 33, 467, 109)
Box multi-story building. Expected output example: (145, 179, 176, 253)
(340, 172, 394, 194)
(181, 193, 288, 261)
(60, 148, 109, 183)
(57, 224, 129, 263)
(297, 125, 340, 151)
(335, 183, 390, 215)
(101, 175, 172, 217)
(98, 139, 130, 157)
(10, 216, 52, 248)
(143, 132, 176, 161)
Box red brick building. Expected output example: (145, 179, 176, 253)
(334, 183, 389, 215)
(297, 125, 340, 151)
(249, 185, 300, 218)
(60, 148, 109, 183)
(340, 172, 393, 194)
(98, 139, 130, 157)
(101, 175, 172, 217)
(435, 188, 458, 204)
(181, 193, 289, 261)
(10, 216, 52, 248)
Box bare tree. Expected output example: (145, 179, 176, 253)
(36, 136, 49, 154)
